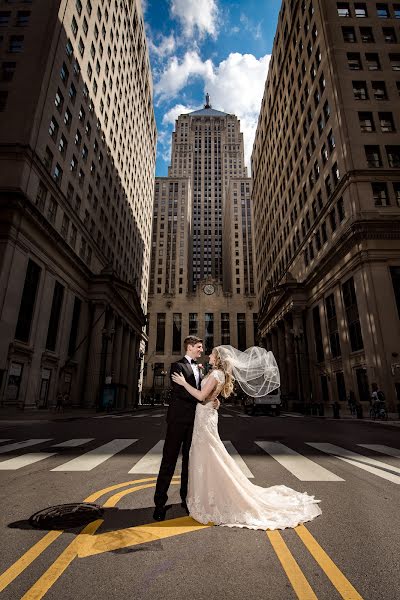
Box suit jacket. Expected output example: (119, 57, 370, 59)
(166, 357, 202, 425)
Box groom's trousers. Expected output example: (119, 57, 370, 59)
(154, 422, 194, 507)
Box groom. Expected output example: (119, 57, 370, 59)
(153, 335, 217, 521)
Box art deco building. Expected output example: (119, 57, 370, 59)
(0, 0, 156, 409)
(144, 99, 257, 395)
(252, 0, 400, 411)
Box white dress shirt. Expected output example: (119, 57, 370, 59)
(185, 354, 200, 388)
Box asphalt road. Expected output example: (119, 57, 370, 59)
(0, 406, 399, 600)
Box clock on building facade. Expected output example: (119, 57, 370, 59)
(203, 284, 215, 295)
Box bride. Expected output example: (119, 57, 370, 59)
(171, 345, 321, 530)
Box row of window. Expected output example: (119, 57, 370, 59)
(342, 25, 400, 44)
(365, 144, 400, 167)
(347, 51, 400, 71)
(337, 2, 400, 19)
(0, 10, 30, 27)
(352, 78, 399, 100)
(358, 110, 396, 132)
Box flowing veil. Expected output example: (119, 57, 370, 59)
(215, 345, 280, 397)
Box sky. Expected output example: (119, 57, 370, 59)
(143, 0, 282, 176)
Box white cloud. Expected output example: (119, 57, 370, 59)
(162, 103, 200, 126)
(171, 0, 219, 39)
(155, 51, 271, 171)
(239, 14, 263, 40)
(155, 51, 214, 101)
(148, 33, 176, 59)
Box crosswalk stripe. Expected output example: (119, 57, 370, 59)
(255, 441, 344, 481)
(0, 439, 12, 444)
(307, 443, 400, 484)
(358, 444, 400, 458)
(51, 439, 95, 448)
(128, 440, 180, 474)
(150, 414, 164, 418)
(0, 439, 53, 455)
(0, 453, 57, 470)
(220, 414, 233, 418)
(51, 439, 138, 472)
(222, 441, 254, 478)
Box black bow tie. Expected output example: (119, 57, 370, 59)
(191, 359, 198, 364)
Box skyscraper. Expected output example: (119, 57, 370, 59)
(0, 0, 156, 409)
(252, 0, 400, 411)
(144, 98, 256, 396)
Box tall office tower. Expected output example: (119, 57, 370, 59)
(144, 99, 257, 397)
(0, 0, 156, 409)
(252, 0, 400, 411)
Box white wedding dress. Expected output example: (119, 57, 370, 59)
(187, 369, 322, 530)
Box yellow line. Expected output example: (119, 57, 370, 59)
(103, 480, 179, 508)
(0, 531, 63, 593)
(85, 475, 180, 502)
(295, 526, 364, 600)
(267, 531, 318, 600)
(20, 520, 103, 600)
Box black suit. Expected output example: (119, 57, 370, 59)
(154, 357, 202, 508)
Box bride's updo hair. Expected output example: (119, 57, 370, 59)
(213, 348, 235, 399)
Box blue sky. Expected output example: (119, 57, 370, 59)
(143, 0, 282, 175)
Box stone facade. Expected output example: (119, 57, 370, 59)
(0, 0, 156, 408)
(252, 0, 400, 411)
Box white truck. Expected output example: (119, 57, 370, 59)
(243, 388, 282, 416)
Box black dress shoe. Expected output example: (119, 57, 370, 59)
(180, 501, 189, 515)
(153, 506, 167, 521)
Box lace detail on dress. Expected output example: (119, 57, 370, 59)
(187, 381, 322, 531)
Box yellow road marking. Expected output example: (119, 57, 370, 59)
(85, 475, 180, 503)
(78, 516, 212, 558)
(0, 531, 63, 593)
(267, 530, 318, 600)
(21, 520, 103, 600)
(295, 525, 364, 600)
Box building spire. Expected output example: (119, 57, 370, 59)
(204, 93, 211, 109)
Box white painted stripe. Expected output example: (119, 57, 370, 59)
(281, 413, 304, 418)
(130, 414, 146, 418)
(0, 439, 12, 444)
(92, 415, 109, 419)
(358, 444, 400, 458)
(307, 443, 400, 474)
(255, 441, 344, 481)
(307, 443, 400, 484)
(222, 441, 254, 478)
(128, 440, 182, 475)
(51, 439, 138, 471)
(150, 414, 164, 418)
(220, 414, 233, 418)
(52, 439, 95, 448)
(0, 439, 53, 455)
(0, 452, 57, 470)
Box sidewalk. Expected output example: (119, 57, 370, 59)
(0, 403, 161, 422)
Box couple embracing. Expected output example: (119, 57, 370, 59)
(153, 335, 321, 530)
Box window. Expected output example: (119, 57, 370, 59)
(386, 146, 400, 167)
(47, 196, 57, 223)
(1, 61, 16, 82)
(337, 197, 345, 221)
(360, 27, 375, 43)
(383, 27, 397, 43)
(325, 294, 341, 358)
(342, 27, 356, 42)
(156, 313, 165, 353)
(237, 313, 246, 351)
(172, 314, 182, 353)
(66, 38, 73, 57)
(372, 182, 389, 206)
(221, 313, 230, 344)
(35, 181, 47, 210)
(328, 130, 336, 152)
(46, 281, 65, 351)
(376, 3, 389, 18)
(365, 53, 381, 70)
(60, 213, 70, 239)
(365, 145, 382, 167)
(204, 313, 214, 354)
(53, 163, 63, 184)
(353, 81, 368, 100)
(389, 53, 400, 71)
(358, 111, 375, 132)
(9, 35, 24, 52)
(54, 88, 64, 111)
(0, 11, 11, 26)
(15, 260, 41, 343)
(48, 116, 58, 140)
(394, 182, 400, 207)
(58, 134, 67, 155)
(71, 16, 78, 37)
(76, 0, 82, 15)
(16, 10, 30, 26)
(342, 277, 364, 351)
(60, 62, 69, 84)
(371, 80, 387, 100)
(332, 162, 340, 185)
(64, 107, 72, 128)
(379, 112, 395, 132)
(69, 82, 77, 102)
(354, 3, 367, 17)
(390, 267, 400, 319)
(337, 2, 350, 17)
(394, 4, 400, 18)
(43, 146, 53, 170)
(347, 53, 362, 70)
(189, 313, 198, 336)
(313, 305, 324, 362)
(78, 37, 85, 56)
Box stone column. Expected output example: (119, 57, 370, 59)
(284, 316, 297, 404)
(277, 321, 288, 396)
(128, 332, 137, 408)
(271, 329, 279, 365)
(120, 325, 130, 408)
(84, 303, 107, 407)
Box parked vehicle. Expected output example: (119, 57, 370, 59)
(243, 388, 282, 416)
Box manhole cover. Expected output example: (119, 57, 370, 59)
(29, 503, 104, 529)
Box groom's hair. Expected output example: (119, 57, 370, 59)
(184, 335, 203, 351)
